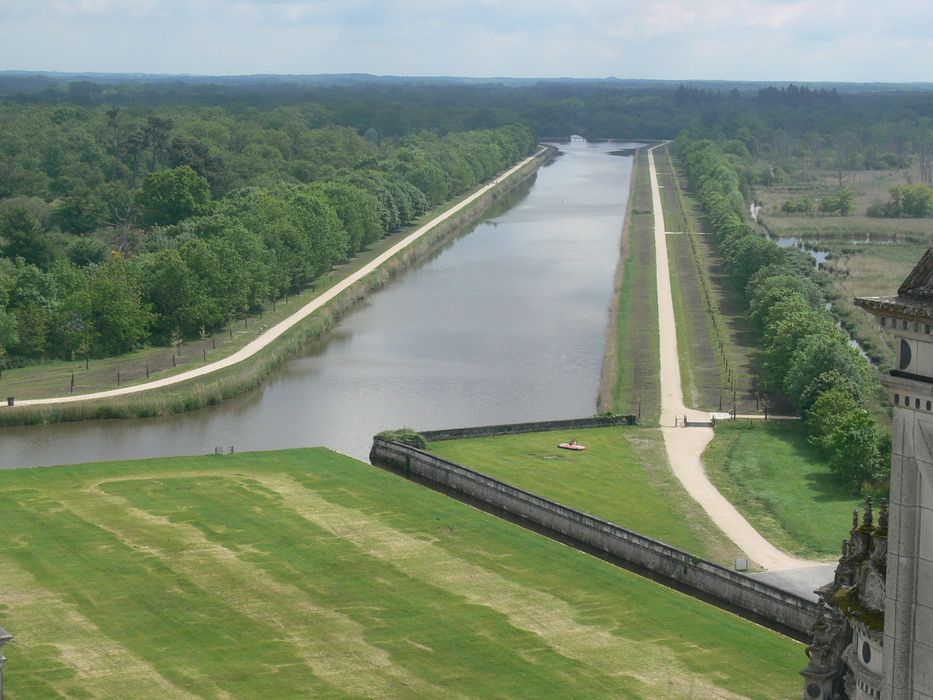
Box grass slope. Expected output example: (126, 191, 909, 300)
(663, 148, 761, 413)
(429, 426, 741, 565)
(0, 448, 801, 699)
(703, 421, 862, 559)
(608, 149, 661, 422)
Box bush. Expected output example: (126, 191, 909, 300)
(377, 429, 427, 449)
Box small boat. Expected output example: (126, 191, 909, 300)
(558, 442, 587, 451)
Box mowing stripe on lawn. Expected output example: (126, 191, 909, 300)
(62, 476, 451, 700)
(259, 473, 746, 700)
(0, 555, 196, 699)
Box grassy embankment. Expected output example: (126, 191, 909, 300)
(600, 147, 661, 423)
(661, 146, 761, 413)
(0, 448, 801, 699)
(0, 153, 546, 427)
(704, 421, 862, 559)
(429, 425, 742, 565)
(756, 163, 932, 368)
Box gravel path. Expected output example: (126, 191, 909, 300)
(2, 151, 544, 410)
(647, 144, 831, 581)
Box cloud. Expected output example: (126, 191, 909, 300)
(0, 0, 930, 81)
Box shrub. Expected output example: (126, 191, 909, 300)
(377, 429, 427, 449)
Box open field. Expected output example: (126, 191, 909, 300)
(428, 426, 742, 565)
(663, 148, 761, 414)
(602, 148, 661, 423)
(753, 163, 932, 369)
(821, 239, 929, 369)
(0, 448, 801, 699)
(702, 421, 862, 559)
(757, 165, 933, 240)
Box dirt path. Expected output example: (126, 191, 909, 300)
(647, 144, 831, 578)
(2, 150, 544, 410)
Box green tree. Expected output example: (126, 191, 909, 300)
(0, 206, 57, 269)
(783, 334, 866, 408)
(314, 182, 383, 255)
(136, 166, 213, 227)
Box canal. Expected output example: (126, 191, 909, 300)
(2, 141, 638, 467)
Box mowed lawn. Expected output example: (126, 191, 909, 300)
(0, 448, 802, 699)
(703, 421, 863, 559)
(428, 427, 742, 565)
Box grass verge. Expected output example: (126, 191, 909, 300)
(0, 447, 801, 699)
(428, 426, 741, 565)
(600, 148, 661, 423)
(664, 147, 762, 413)
(703, 420, 862, 559)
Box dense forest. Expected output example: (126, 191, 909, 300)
(4, 74, 933, 370)
(0, 89, 535, 362)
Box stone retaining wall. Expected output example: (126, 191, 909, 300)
(421, 415, 636, 442)
(370, 437, 820, 638)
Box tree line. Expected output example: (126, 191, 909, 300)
(679, 137, 890, 492)
(0, 118, 535, 363)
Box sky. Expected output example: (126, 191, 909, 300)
(1, 0, 932, 82)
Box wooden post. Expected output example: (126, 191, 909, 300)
(146, 363, 150, 378)
(117, 369, 121, 386)
(203, 348, 207, 362)
(172, 354, 176, 368)
(212, 334, 216, 349)
(70, 373, 75, 393)
(229, 327, 233, 339)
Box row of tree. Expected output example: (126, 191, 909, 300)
(0, 123, 536, 361)
(679, 138, 890, 491)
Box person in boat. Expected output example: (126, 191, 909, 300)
(569, 439, 577, 446)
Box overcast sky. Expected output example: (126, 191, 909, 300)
(1, 0, 931, 82)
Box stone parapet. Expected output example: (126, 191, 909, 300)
(371, 437, 819, 638)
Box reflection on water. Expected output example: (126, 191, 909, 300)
(774, 236, 829, 267)
(1, 142, 638, 467)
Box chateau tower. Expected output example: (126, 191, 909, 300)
(855, 247, 933, 699)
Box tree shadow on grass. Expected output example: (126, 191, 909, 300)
(803, 470, 859, 504)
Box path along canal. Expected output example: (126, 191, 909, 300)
(2, 141, 639, 467)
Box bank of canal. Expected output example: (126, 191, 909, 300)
(1, 141, 639, 466)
